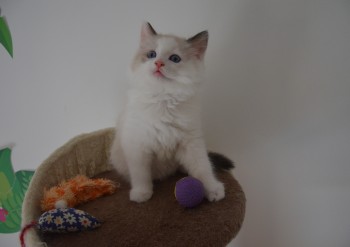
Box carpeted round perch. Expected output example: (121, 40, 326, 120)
(21, 128, 245, 247)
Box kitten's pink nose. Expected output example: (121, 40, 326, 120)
(155, 60, 165, 69)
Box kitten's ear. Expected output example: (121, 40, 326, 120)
(141, 22, 157, 42)
(187, 31, 208, 59)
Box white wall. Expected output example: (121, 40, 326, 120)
(1, 0, 350, 246)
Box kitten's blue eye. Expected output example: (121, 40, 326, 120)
(169, 54, 181, 63)
(147, 50, 157, 59)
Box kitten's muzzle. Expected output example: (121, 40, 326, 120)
(155, 60, 165, 69)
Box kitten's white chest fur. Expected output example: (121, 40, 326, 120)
(120, 87, 197, 165)
(110, 23, 225, 203)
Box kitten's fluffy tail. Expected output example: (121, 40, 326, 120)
(208, 152, 235, 171)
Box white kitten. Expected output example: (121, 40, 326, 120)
(110, 22, 225, 203)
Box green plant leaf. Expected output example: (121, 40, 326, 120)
(0, 148, 16, 201)
(0, 16, 13, 58)
(0, 148, 35, 233)
(15, 170, 34, 195)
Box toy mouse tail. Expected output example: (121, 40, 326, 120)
(208, 152, 235, 171)
(19, 221, 37, 247)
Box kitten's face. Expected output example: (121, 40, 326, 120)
(130, 23, 208, 86)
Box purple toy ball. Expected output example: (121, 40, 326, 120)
(175, 176, 205, 208)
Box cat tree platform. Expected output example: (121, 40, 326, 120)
(22, 128, 246, 247)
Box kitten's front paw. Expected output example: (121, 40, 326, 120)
(130, 187, 153, 203)
(205, 181, 225, 202)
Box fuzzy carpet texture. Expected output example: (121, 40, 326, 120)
(22, 128, 245, 247)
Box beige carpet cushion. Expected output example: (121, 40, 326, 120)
(22, 128, 245, 247)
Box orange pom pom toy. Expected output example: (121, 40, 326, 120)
(41, 175, 118, 211)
